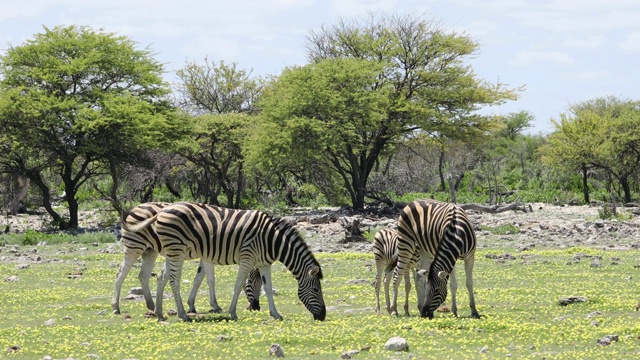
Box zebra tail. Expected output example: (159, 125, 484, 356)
(385, 257, 398, 273)
(120, 213, 160, 233)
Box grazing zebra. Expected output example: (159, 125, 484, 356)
(122, 202, 326, 322)
(112, 202, 262, 315)
(391, 199, 480, 319)
(373, 228, 419, 316)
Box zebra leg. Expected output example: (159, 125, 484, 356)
(464, 255, 480, 318)
(112, 250, 140, 314)
(166, 258, 190, 322)
(228, 265, 251, 321)
(391, 248, 417, 316)
(155, 259, 170, 321)
(187, 262, 204, 314)
(258, 265, 283, 320)
(187, 261, 222, 314)
(203, 261, 222, 313)
(450, 266, 459, 317)
(374, 261, 384, 315)
(415, 251, 433, 311)
(138, 248, 159, 312)
(403, 270, 412, 316)
(383, 269, 393, 315)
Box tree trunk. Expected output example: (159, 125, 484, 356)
(448, 174, 457, 204)
(7, 176, 29, 215)
(438, 150, 446, 192)
(234, 164, 244, 209)
(26, 172, 66, 229)
(619, 174, 631, 203)
(581, 163, 590, 204)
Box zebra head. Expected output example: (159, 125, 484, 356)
(417, 269, 449, 319)
(297, 265, 326, 321)
(244, 268, 263, 311)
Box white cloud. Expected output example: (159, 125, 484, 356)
(619, 31, 640, 51)
(512, 51, 574, 66)
(566, 70, 608, 81)
(563, 35, 603, 49)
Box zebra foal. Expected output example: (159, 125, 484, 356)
(122, 202, 326, 322)
(392, 199, 480, 319)
(373, 228, 419, 316)
(113, 202, 262, 315)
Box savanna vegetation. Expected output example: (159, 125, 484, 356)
(1, 245, 639, 359)
(1, 15, 638, 231)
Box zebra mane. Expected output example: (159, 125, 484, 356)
(270, 216, 323, 280)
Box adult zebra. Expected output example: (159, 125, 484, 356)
(391, 199, 480, 319)
(373, 228, 419, 316)
(112, 202, 262, 315)
(122, 202, 326, 322)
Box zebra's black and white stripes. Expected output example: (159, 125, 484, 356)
(113, 202, 262, 316)
(392, 199, 480, 319)
(373, 228, 419, 316)
(122, 202, 326, 322)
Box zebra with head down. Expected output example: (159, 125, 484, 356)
(391, 199, 480, 319)
(122, 202, 326, 322)
(113, 202, 262, 316)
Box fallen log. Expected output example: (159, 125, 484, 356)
(459, 202, 533, 213)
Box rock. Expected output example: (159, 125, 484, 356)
(558, 296, 587, 306)
(479, 346, 489, 354)
(44, 318, 55, 326)
(43, 356, 53, 360)
(63, 315, 73, 320)
(384, 336, 409, 352)
(217, 335, 232, 341)
(129, 287, 145, 295)
(597, 334, 619, 346)
(4, 275, 18, 282)
(6, 345, 20, 354)
(341, 350, 359, 359)
(309, 214, 332, 224)
(86, 354, 100, 359)
(586, 311, 602, 318)
(17, 264, 30, 269)
(269, 343, 285, 357)
(590, 258, 601, 268)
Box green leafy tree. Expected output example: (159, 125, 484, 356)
(542, 96, 640, 203)
(0, 25, 181, 229)
(254, 13, 520, 209)
(174, 59, 263, 208)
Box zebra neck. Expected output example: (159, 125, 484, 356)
(277, 236, 316, 280)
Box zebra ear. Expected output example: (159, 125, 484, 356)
(308, 266, 320, 277)
(437, 271, 449, 279)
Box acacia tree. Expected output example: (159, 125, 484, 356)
(254, 13, 519, 209)
(174, 59, 262, 208)
(0, 25, 181, 229)
(542, 97, 640, 203)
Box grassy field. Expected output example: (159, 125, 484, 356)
(1, 244, 640, 359)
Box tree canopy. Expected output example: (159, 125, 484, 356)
(252, 13, 520, 209)
(0, 25, 184, 229)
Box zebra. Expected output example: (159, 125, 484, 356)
(112, 202, 262, 315)
(391, 199, 480, 319)
(373, 228, 419, 316)
(121, 202, 326, 322)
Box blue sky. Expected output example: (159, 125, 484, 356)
(1, 0, 638, 134)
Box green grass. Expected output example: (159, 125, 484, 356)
(1, 245, 640, 359)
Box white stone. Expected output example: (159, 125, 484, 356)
(384, 336, 409, 351)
